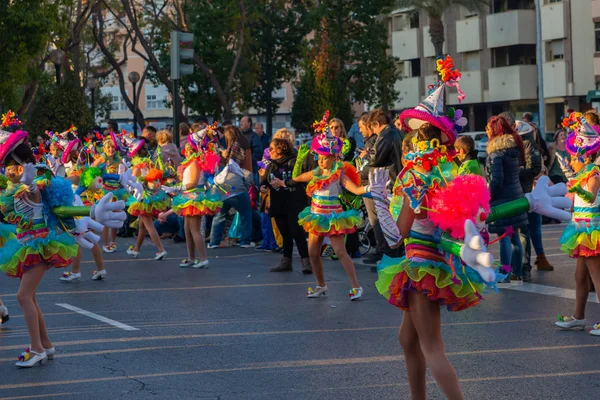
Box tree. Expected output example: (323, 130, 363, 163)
(397, 0, 489, 57)
(28, 79, 95, 137)
(246, 0, 311, 135)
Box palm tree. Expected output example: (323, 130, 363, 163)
(397, 0, 490, 57)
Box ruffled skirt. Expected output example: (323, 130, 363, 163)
(298, 207, 361, 236)
(128, 191, 170, 218)
(172, 188, 222, 217)
(560, 220, 600, 258)
(0, 228, 78, 278)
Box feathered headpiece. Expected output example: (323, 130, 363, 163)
(565, 116, 600, 158)
(310, 111, 342, 156)
(399, 55, 464, 145)
(561, 112, 583, 132)
(1, 110, 22, 130)
(189, 122, 219, 152)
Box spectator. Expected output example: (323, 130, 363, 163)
(142, 126, 158, 152)
(106, 120, 119, 133)
(209, 126, 255, 248)
(548, 128, 570, 184)
(179, 123, 190, 149)
(522, 112, 550, 170)
(347, 116, 365, 149)
(262, 138, 311, 273)
(362, 109, 403, 265)
(255, 122, 271, 152)
(222, 125, 253, 172)
(196, 116, 209, 130)
(156, 129, 182, 168)
(273, 128, 296, 149)
(454, 135, 483, 176)
(240, 115, 262, 183)
(486, 115, 529, 284)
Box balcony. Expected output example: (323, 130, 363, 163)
(541, 1, 565, 41)
(423, 27, 447, 58)
(394, 77, 421, 110)
(392, 29, 419, 61)
(488, 65, 537, 102)
(456, 18, 481, 53)
(593, 0, 600, 19)
(486, 10, 536, 49)
(448, 70, 482, 105)
(543, 60, 567, 98)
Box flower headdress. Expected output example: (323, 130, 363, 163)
(189, 122, 219, 153)
(399, 55, 464, 146)
(310, 111, 342, 156)
(565, 116, 600, 158)
(1, 110, 22, 130)
(561, 112, 583, 132)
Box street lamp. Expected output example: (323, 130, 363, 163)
(49, 49, 65, 85)
(128, 71, 141, 136)
(89, 78, 99, 125)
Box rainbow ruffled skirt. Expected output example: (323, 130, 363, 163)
(0, 226, 78, 279)
(128, 190, 170, 218)
(376, 232, 489, 312)
(560, 219, 600, 258)
(298, 195, 361, 236)
(172, 188, 222, 217)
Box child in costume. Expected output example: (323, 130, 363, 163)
(454, 135, 482, 176)
(555, 115, 600, 335)
(93, 133, 125, 253)
(0, 115, 127, 368)
(271, 112, 368, 300)
(368, 58, 572, 399)
(126, 168, 171, 260)
(162, 126, 222, 268)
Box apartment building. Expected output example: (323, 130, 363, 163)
(388, 0, 597, 132)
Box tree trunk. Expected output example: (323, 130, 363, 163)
(429, 15, 445, 58)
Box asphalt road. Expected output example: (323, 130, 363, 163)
(1, 224, 600, 400)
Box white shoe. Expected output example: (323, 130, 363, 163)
(126, 246, 140, 258)
(102, 244, 115, 254)
(589, 323, 600, 336)
(192, 259, 209, 269)
(240, 242, 256, 248)
(45, 347, 56, 360)
(207, 244, 220, 249)
(555, 315, 586, 331)
(15, 349, 47, 368)
(60, 271, 81, 282)
(92, 270, 107, 280)
(349, 287, 363, 301)
(155, 251, 167, 260)
(0, 305, 8, 325)
(180, 259, 196, 268)
(307, 285, 328, 298)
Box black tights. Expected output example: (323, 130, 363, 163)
(274, 212, 309, 258)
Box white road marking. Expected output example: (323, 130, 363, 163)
(55, 303, 139, 331)
(501, 283, 599, 303)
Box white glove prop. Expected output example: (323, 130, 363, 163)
(460, 220, 496, 283)
(525, 176, 572, 221)
(128, 181, 144, 200)
(118, 162, 127, 175)
(161, 184, 183, 195)
(119, 168, 134, 187)
(72, 217, 103, 249)
(90, 193, 127, 229)
(368, 168, 402, 248)
(20, 163, 37, 188)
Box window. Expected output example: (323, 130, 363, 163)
(392, 13, 419, 31)
(546, 39, 564, 61)
(409, 58, 421, 77)
(273, 87, 286, 100)
(492, 45, 536, 67)
(464, 51, 481, 71)
(146, 95, 164, 109)
(596, 22, 600, 52)
(110, 96, 126, 111)
(145, 85, 168, 110)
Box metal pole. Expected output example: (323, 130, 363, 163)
(91, 88, 96, 125)
(173, 79, 180, 148)
(132, 81, 138, 136)
(535, 0, 545, 135)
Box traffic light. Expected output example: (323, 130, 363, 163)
(170, 31, 194, 79)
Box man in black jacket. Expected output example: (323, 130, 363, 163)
(240, 115, 263, 184)
(362, 109, 404, 265)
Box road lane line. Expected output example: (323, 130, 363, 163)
(55, 304, 139, 331)
(501, 282, 599, 303)
(81, 253, 266, 264)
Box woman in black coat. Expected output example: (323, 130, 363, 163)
(261, 139, 312, 273)
(486, 115, 529, 284)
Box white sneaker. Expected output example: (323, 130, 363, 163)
(102, 245, 115, 254)
(0, 305, 8, 325)
(155, 251, 167, 260)
(240, 242, 256, 248)
(192, 259, 209, 269)
(126, 246, 140, 258)
(92, 270, 107, 280)
(207, 244, 220, 249)
(589, 322, 600, 336)
(349, 287, 363, 301)
(180, 259, 196, 268)
(555, 315, 586, 331)
(60, 271, 81, 282)
(45, 347, 56, 360)
(15, 349, 47, 368)
(307, 285, 328, 298)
